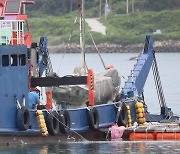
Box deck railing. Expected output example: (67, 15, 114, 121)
(0, 20, 25, 45)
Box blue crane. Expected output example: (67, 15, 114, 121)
(120, 35, 178, 122)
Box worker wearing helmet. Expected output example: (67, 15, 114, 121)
(28, 87, 40, 109)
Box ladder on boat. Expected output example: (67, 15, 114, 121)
(121, 35, 154, 97)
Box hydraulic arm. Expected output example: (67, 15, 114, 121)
(121, 35, 154, 97)
(120, 35, 177, 121)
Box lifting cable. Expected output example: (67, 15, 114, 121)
(87, 28, 106, 70)
(57, 8, 82, 74)
(87, 28, 126, 80)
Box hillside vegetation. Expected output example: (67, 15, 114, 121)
(27, 0, 180, 17)
(27, 0, 180, 45)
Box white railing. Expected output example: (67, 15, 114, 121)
(0, 20, 24, 45)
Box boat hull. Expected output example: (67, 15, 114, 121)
(0, 103, 117, 141)
(0, 129, 108, 145)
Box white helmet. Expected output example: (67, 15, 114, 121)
(35, 86, 41, 91)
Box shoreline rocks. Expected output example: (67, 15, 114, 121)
(48, 40, 180, 53)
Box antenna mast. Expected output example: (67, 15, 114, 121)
(79, 0, 86, 73)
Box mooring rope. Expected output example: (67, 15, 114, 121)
(45, 109, 88, 141)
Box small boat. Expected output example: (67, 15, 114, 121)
(0, 0, 179, 144)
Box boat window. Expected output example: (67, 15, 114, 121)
(2, 55, 9, 67)
(5, 1, 20, 13)
(10, 54, 18, 66)
(19, 54, 26, 66)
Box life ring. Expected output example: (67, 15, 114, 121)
(116, 102, 128, 126)
(16, 107, 30, 131)
(87, 107, 99, 130)
(46, 111, 59, 136)
(59, 110, 71, 134)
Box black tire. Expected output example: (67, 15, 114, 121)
(87, 107, 99, 130)
(46, 111, 59, 136)
(116, 102, 128, 126)
(59, 110, 71, 134)
(16, 107, 30, 131)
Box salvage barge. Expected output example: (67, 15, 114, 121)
(0, 0, 179, 143)
(124, 122, 180, 140)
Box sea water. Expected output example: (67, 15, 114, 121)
(2, 53, 179, 153)
(1, 141, 180, 153)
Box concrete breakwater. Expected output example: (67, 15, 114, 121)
(49, 40, 180, 53)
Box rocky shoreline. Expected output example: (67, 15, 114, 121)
(48, 40, 180, 53)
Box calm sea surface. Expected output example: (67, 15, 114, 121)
(3, 53, 178, 153)
(1, 141, 180, 153)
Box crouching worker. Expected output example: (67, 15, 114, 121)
(28, 87, 40, 109)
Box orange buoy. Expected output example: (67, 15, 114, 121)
(136, 108, 143, 113)
(129, 132, 156, 140)
(129, 132, 180, 140)
(157, 133, 180, 140)
(126, 105, 132, 127)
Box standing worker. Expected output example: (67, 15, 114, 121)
(28, 87, 40, 109)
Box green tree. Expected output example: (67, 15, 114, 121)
(145, 0, 180, 11)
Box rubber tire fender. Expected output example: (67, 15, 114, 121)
(117, 102, 128, 126)
(59, 110, 71, 134)
(16, 107, 30, 131)
(87, 107, 99, 130)
(46, 111, 59, 136)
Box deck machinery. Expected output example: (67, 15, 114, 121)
(32, 35, 179, 124)
(121, 35, 179, 123)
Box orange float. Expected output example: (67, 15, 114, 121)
(129, 132, 180, 140)
(129, 132, 157, 140)
(156, 133, 180, 140)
